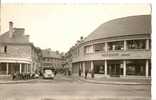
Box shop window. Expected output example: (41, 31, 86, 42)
(127, 39, 146, 50)
(94, 65, 104, 74)
(84, 45, 94, 54)
(94, 43, 105, 52)
(126, 60, 145, 76)
(108, 41, 124, 51)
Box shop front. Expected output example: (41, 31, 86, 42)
(126, 59, 148, 76)
(0, 62, 31, 75)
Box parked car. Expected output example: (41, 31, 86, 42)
(43, 68, 55, 79)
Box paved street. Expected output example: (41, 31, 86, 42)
(0, 75, 151, 100)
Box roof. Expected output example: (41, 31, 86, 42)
(42, 49, 62, 59)
(0, 28, 30, 44)
(84, 15, 151, 42)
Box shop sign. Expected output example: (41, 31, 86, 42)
(102, 53, 130, 57)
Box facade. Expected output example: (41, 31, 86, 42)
(63, 48, 73, 74)
(0, 22, 40, 76)
(41, 49, 64, 70)
(70, 15, 151, 78)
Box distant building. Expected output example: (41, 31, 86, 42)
(0, 21, 40, 75)
(69, 15, 151, 78)
(63, 50, 72, 74)
(41, 49, 64, 70)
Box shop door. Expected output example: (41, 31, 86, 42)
(109, 64, 120, 77)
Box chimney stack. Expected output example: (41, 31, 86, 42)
(9, 21, 13, 38)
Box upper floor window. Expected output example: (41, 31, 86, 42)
(127, 39, 145, 50)
(94, 43, 105, 52)
(0, 45, 7, 53)
(108, 41, 124, 51)
(4, 46, 7, 53)
(149, 39, 151, 49)
(84, 45, 94, 54)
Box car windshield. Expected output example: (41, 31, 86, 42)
(45, 70, 52, 74)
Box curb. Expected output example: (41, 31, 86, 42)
(0, 77, 151, 85)
(0, 80, 37, 84)
(78, 78, 151, 85)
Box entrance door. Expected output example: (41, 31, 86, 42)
(109, 64, 120, 77)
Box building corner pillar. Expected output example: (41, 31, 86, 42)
(124, 40, 127, 51)
(19, 63, 22, 74)
(6, 63, 9, 75)
(91, 61, 94, 78)
(104, 60, 108, 77)
(123, 60, 126, 77)
(146, 39, 149, 50)
(146, 60, 149, 77)
(105, 42, 108, 52)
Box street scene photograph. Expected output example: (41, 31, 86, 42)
(0, 3, 151, 100)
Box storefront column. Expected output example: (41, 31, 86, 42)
(25, 64, 27, 73)
(91, 61, 94, 78)
(83, 62, 85, 77)
(30, 63, 33, 73)
(146, 60, 149, 77)
(105, 42, 108, 52)
(104, 60, 107, 77)
(6, 63, 9, 75)
(123, 60, 126, 77)
(79, 62, 81, 76)
(19, 63, 22, 74)
(146, 39, 149, 50)
(124, 40, 127, 51)
(27, 64, 29, 73)
(24, 64, 26, 73)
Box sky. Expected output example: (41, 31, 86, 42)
(0, 4, 151, 52)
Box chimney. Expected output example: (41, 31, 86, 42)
(9, 21, 13, 38)
(80, 36, 83, 40)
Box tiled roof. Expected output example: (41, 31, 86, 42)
(84, 15, 151, 42)
(0, 28, 30, 44)
(42, 49, 62, 59)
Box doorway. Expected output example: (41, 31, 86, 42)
(108, 64, 121, 77)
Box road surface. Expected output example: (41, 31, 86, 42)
(0, 75, 151, 100)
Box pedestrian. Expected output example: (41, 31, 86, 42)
(85, 70, 88, 79)
(12, 72, 16, 80)
(79, 69, 81, 77)
(54, 70, 57, 76)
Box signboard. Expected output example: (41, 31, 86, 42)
(102, 53, 130, 57)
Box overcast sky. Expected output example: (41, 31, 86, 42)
(1, 4, 151, 52)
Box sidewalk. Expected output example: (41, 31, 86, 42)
(78, 76, 151, 85)
(61, 74, 151, 85)
(0, 74, 151, 85)
(0, 79, 37, 84)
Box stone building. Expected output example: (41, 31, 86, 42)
(70, 15, 151, 78)
(41, 49, 64, 70)
(0, 22, 40, 76)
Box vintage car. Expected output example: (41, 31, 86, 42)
(42, 67, 55, 79)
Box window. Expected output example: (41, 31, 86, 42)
(126, 60, 145, 76)
(149, 39, 151, 49)
(84, 45, 94, 54)
(94, 43, 105, 52)
(127, 40, 146, 49)
(4, 45, 7, 53)
(108, 41, 124, 51)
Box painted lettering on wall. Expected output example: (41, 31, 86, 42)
(102, 53, 130, 57)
